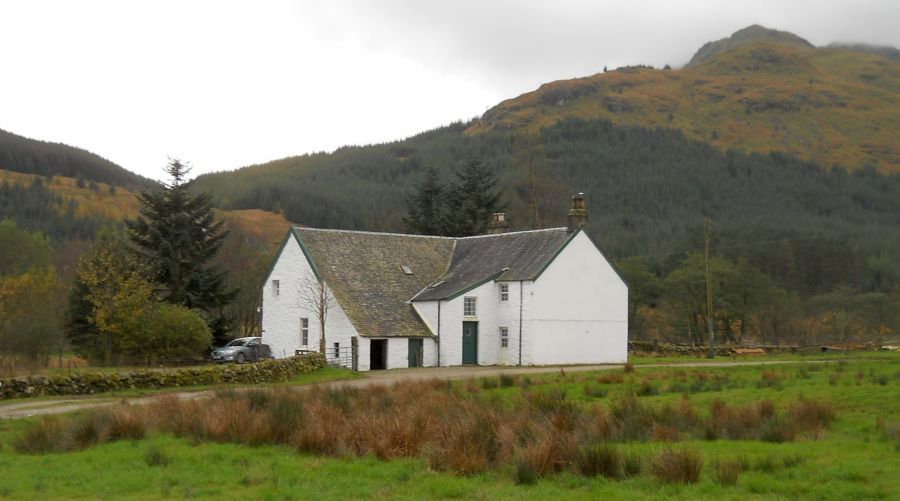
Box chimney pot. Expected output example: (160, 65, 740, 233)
(487, 212, 510, 234)
(567, 193, 588, 232)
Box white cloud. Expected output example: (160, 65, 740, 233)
(1, 0, 897, 179)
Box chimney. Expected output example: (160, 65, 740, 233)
(486, 212, 511, 234)
(567, 193, 588, 232)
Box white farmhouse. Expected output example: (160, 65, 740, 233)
(261, 194, 628, 370)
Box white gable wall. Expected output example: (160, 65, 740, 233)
(525, 231, 628, 364)
(261, 235, 360, 361)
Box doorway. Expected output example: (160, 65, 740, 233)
(408, 338, 423, 368)
(370, 339, 387, 370)
(462, 321, 478, 365)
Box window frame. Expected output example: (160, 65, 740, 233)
(300, 317, 309, 346)
(499, 326, 509, 348)
(499, 283, 509, 301)
(463, 296, 477, 317)
(272, 279, 280, 296)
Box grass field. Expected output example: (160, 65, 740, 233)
(0, 354, 897, 499)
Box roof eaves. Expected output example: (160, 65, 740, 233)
(580, 229, 630, 287)
(530, 229, 580, 281)
(293, 228, 323, 282)
(530, 228, 629, 287)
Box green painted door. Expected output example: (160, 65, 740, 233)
(408, 338, 423, 368)
(462, 321, 478, 365)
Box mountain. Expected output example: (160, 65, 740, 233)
(0, 128, 154, 189)
(686, 24, 814, 67)
(190, 25, 900, 306)
(468, 25, 900, 174)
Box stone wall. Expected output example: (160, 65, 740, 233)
(0, 353, 326, 400)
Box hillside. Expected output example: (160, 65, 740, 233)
(0, 128, 153, 189)
(0, 169, 290, 246)
(467, 26, 900, 174)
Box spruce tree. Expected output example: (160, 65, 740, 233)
(443, 160, 504, 237)
(125, 159, 235, 342)
(404, 166, 445, 235)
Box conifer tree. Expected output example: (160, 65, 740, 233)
(443, 160, 504, 237)
(125, 159, 235, 342)
(404, 166, 445, 235)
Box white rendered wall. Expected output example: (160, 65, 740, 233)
(415, 280, 523, 367)
(525, 231, 628, 364)
(356, 337, 437, 371)
(261, 235, 360, 360)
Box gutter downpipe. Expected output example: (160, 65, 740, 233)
(437, 300, 442, 367)
(518, 281, 524, 366)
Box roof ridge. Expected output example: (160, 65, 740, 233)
(294, 226, 454, 240)
(456, 227, 568, 240)
(294, 226, 568, 240)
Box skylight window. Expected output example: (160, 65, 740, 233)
(401, 265, 413, 275)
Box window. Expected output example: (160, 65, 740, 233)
(500, 283, 509, 301)
(400, 264, 413, 275)
(300, 317, 309, 346)
(463, 296, 477, 317)
(500, 326, 509, 348)
(334, 342, 340, 358)
(272, 279, 280, 296)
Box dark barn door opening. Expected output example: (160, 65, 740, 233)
(370, 339, 388, 370)
(462, 321, 478, 365)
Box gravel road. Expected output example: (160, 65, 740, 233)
(0, 359, 826, 420)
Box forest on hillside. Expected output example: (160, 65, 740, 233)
(0, 129, 153, 190)
(193, 117, 900, 345)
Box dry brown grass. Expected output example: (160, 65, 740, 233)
(15, 378, 838, 480)
(651, 448, 703, 484)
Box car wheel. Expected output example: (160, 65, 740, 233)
(236, 352, 246, 364)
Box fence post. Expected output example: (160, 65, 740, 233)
(351, 336, 358, 371)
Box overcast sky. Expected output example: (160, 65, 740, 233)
(2, 0, 899, 180)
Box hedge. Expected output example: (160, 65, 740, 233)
(0, 353, 326, 400)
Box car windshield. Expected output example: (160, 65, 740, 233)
(226, 339, 249, 347)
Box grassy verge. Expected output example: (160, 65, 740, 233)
(1, 354, 896, 499)
(628, 350, 897, 366)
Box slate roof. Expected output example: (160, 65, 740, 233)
(294, 228, 454, 338)
(411, 228, 574, 301)
(290, 226, 576, 337)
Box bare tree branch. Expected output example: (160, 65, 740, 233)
(297, 271, 335, 354)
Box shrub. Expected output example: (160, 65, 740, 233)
(515, 436, 559, 480)
(15, 417, 72, 454)
(623, 363, 635, 373)
(575, 443, 621, 479)
(499, 374, 516, 387)
(715, 458, 742, 485)
(789, 398, 835, 438)
(651, 448, 703, 484)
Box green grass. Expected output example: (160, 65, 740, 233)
(0, 355, 897, 499)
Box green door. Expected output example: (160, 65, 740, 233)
(462, 321, 478, 365)
(408, 338, 423, 368)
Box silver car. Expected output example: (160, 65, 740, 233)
(210, 337, 272, 364)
